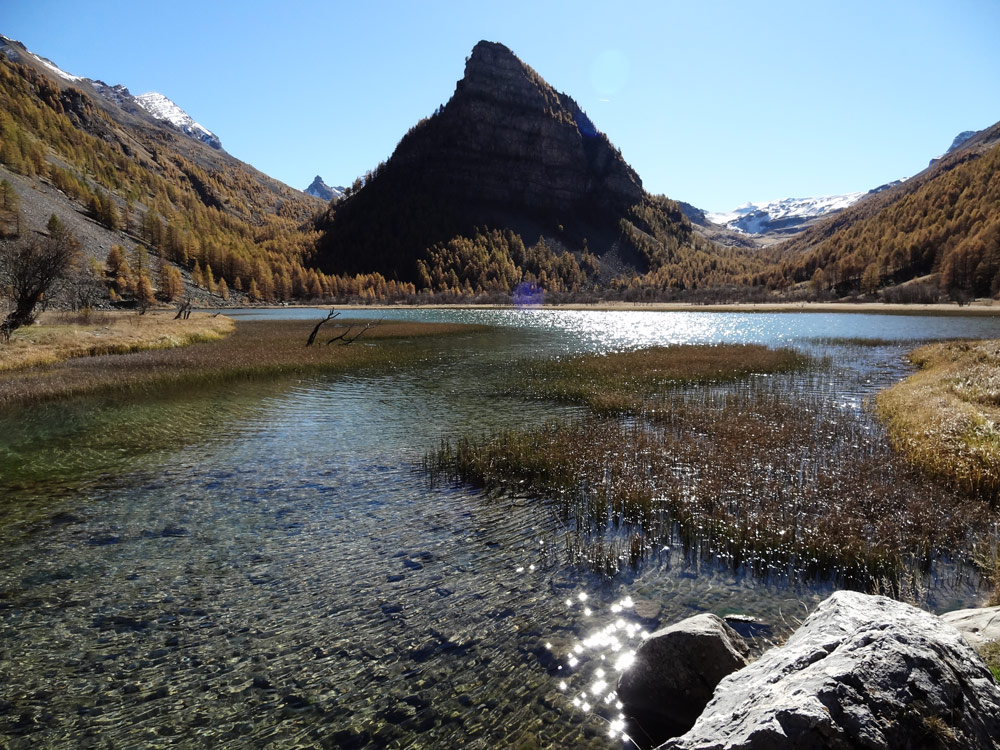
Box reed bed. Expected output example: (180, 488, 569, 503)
(877, 339, 1000, 501)
(510, 344, 809, 414)
(0, 310, 235, 372)
(0, 318, 478, 408)
(427, 344, 992, 592)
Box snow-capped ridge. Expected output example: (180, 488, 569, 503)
(134, 92, 221, 150)
(0, 35, 223, 151)
(0, 34, 82, 82)
(707, 193, 864, 235)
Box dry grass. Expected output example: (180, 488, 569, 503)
(0, 317, 479, 408)
(0, 310, 233, 372)
(876, 339, 1000, 500)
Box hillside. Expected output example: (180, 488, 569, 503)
(771, 121, 1000, 297)
(0, 34, 340, 305)
(315, 41, 763, 295)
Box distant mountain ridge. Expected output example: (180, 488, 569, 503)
(0, 35, 223, 152)
(0, 31, 331, 307)
(706, 193, 866, 237)
(774, 121, 1000, 296)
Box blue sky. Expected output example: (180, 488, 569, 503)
(5, 0, 999, 212)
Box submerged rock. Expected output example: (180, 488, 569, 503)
(660, 591, 1000, 750)
(617, 613, 750, 742)
(941, 605, 1000, 650)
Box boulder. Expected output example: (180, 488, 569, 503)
(617, 613, 750, 742)
(941, 605, 1000, 650)
(660, 591, 1000, 750)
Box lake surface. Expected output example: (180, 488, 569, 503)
(3, 309, 1000, 748)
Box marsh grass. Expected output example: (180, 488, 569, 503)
(510, 344, 809, 414)
(428, 344, 991, 591)
(0, 318, 479, 408)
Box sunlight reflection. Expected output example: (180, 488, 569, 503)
(547, 590, 654, 744)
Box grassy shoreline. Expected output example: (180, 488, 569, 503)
(0, 310, 234, 372)
(242, 300, 1000, 316)
(876, 340, 1000, 499)
(0, 316, 480, 409)
(876, 339, 1000, 605)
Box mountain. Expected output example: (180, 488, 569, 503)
(705, 193, 866, 240)
(694, 130, 974, 247)
(133, 92, 222, 150)
(316, 41, 760, 292)
(305, 175, 345, 202)
(772, 122, 1000, 296)
(0, 33, 328, 305)
(929, 129, 980, 168)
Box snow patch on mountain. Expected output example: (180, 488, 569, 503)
(134, 92, 221, 150)
(36, 56, 83, 83)
(707, 193, 865, 235)
(0, 35, 82, 82)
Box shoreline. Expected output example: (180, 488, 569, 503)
(227, 300, 1000, 316)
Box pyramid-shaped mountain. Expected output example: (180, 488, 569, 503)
(315, 41, 706, 284)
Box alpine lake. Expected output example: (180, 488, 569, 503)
(3, 308, 1000, 749)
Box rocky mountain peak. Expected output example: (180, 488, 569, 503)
(457, 41, 549, 105)
(315, 41, 679, 281)
(305, 175, 344, 202)
(389, 40, 643, 214)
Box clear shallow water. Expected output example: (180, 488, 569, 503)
(3, 310, 1000, 748)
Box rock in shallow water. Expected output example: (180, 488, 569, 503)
(660, 591, 1000, 750)
(617, 613, 750, 743)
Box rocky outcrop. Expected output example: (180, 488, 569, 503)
(617, 614, 749, 743)
(661, 591, 1000, 750)
(941, 605, 1000, 650)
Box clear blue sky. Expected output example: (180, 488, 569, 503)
(5, 0, 999, 212)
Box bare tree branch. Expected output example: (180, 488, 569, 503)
(327, 318, 381, 346)
(306, 309, 340, 347)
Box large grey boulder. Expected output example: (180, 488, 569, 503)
(660, 591, 1000, 750)
(617, 613, 749, 741)
(941, 605, 1000, 650)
